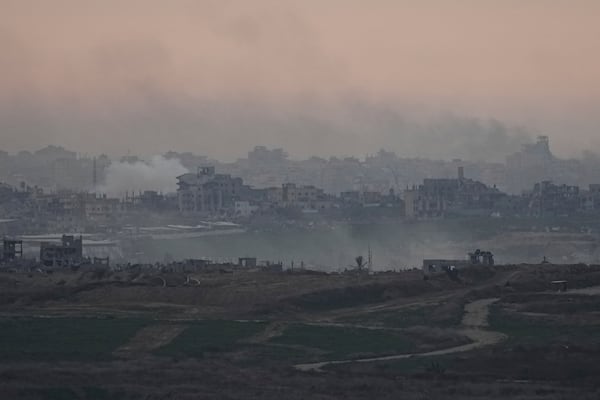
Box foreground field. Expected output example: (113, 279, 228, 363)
(1, 263, 600, 399)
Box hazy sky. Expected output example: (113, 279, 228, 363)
(1, 0, 599, 160)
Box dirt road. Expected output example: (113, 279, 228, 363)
(560, 285, 600, 295)
(295, 298, 505, 372)
(114, 324, 186, 357)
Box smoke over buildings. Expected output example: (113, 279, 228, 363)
(1, 1, 599, 158)
(100, 155, 188, 196)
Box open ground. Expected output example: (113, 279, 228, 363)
(1, 263, 600, 399)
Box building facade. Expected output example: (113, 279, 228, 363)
(177, 167, 245, 214)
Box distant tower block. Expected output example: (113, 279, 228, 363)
(458, 166, 465, 180)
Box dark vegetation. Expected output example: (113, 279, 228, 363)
(287, 280, 438, 311)
(0, 317, 148, 362)
(335, 294, 600, 385)
(156, 320, 266, 358)
(488, 301, 600, 347)
(271, 324, 416, 359)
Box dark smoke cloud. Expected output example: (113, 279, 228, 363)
(1, 1, 596, 160)
(0, 88, 531, 162)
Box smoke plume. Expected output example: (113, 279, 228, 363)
(100, 155, 187, 196)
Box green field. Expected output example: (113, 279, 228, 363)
(271, 323, 416, 359)
(489, 305, 600, 346)
(0, 317, 149, 362)
(156, 320, 267, 358)
(340, 303, 464, 329)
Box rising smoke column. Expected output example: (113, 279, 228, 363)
(100, 155, 188, 196)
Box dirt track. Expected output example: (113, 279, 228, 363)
(295, 298, 505, 372)
(114, 324, 186, 357)
(561, 285, 600, 295)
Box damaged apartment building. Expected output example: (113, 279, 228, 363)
(404, 167, 505, 218)
(177, 166, 249, 214)
(39, 235, 83, 267)
(527, 181, 580, 217)
(176, 166, 333, 215)
(267, 183, 334, 211)
(38, 235, 109, 268)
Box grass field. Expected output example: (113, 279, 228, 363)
(156, 320, 267, 358)
(331, 299, 600, 380)
(0, 317, 149, 362)
(341, 302, 464, 329)
(489, 304, 600, 346)
(270, 323, 416, 360)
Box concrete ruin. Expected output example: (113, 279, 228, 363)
(40, 235, 83, 267)
(468, 249, 495, 266)
(2, 238, 23, 263)
(423, 249, 495, 276)
(238, 257, 257, 268)
(404, 167, 504, 218)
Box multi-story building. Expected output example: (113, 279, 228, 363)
(582, 184, 600, 212)
(176, 166, 245, 214)
(281, 183, 334, 210)
(526, 181, 581, 217)
(258, 183, 333, 211)
(84, 195, 121, 223)
(39, 235, 83, 267)
(404, 167, 504, 218)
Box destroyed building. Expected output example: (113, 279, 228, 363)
(238, 257, 257, 267)
(40, 235, 83, 267)
(526, 181, 581, 217)
(468, 249, 494, 265)
(404, 167, 504, 218)
(423, 250, 495, 276)
(581, 184, 600, 213)
(1, 238, 23, 263)
(84, 195, 121, 223)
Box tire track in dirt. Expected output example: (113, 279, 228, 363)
(295, 298, 505, 372)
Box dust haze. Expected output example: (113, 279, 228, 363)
(1, 1, 600, 159)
